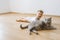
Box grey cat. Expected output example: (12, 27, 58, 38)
(40, 17, 56, 30)
(20, 17, 55, 35)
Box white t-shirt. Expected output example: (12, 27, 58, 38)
(24, 17, 36, 22)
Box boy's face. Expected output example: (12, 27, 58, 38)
(37, 12, 43, 18)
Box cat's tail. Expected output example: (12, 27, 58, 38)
(20, 24, 28, 29)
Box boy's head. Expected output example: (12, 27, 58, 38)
(36, 10, 44, 19)
(37, 10, 44, 13)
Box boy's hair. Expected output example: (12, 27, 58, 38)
(37, 10, 44, 13)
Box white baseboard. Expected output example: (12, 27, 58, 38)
(0, 12, 60, 17)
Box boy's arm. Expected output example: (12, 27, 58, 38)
(16, 19, 30, 23)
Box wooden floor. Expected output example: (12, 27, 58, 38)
(0, 13, 60, 40)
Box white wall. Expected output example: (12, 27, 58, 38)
(0, 0, 9, 13)
(10, 0, 60, 16)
